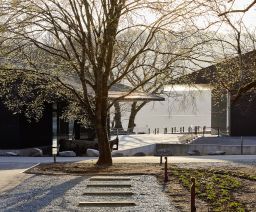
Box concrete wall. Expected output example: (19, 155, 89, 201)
(113, 144, 156, 156)
(155, 144, 256, 156)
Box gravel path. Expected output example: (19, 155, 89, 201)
(0, 175, 178, 212)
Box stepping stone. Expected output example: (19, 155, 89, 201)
(83, 191, 134, 195)
(90, 176, 131, 181)
(78, 201, 136, 207)
(87, 183, 131, 188)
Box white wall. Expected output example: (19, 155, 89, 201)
(121, 87, 211, 133)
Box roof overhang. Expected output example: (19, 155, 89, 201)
(108, 91, 165, 102)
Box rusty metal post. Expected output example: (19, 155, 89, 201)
(191, 177, 196, 212)
(164, 157, 168, 182)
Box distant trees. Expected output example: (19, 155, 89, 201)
(0, 0, 218, 165)
(203, 1, 256, 106)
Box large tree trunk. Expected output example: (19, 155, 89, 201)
(127, 102, 138, 133)
(95, 86, 112, 166)
(128, 101, 148, 133)
(113, 102, 123, 130)
(96, 121, 112, 165)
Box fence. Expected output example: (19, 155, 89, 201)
(111, 126, 227, 136)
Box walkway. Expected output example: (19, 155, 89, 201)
(0, 174, 177, 212)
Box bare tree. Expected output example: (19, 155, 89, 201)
(1, 0, 212, 165)
(204, 2, 256, 105)
(219, 1, 256, 16)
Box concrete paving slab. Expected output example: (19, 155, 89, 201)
(78, 201, 136, 207)
(83, 191, 134, 195)
(0, 170, 33, 193)
(87, 183, 131, 188)
(90, 176, 131, 181)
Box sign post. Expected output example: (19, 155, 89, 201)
(52, 104, 58, 163)
(52, 138, 57, 163)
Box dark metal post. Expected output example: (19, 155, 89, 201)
(203, 126, 206, 137)
(191, 177, 196, 212)
(217, 128, 220, 137)
(164, 157, 168, 182)
(171, 128, 173, 134)
(148, 128, 150, 134)
(160, 155, 163, 165)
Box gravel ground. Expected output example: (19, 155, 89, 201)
(0, 175, 178, 212)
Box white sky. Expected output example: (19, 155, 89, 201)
(228, 1, 256, 25)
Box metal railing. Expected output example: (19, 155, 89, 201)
(111, 126, 228, 137)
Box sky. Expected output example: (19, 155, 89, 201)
(228, 1, 256, 26)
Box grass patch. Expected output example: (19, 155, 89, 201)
(171, 167, 246, 212)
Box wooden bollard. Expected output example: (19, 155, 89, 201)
(191, 177, 196, 212)
(164, 157, 168, 182)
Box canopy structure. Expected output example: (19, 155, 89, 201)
(108, 91, 165, 101)
(108, 83, 165, 102)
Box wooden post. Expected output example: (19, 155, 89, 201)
(191, 177, 196, 212)
(164, 157, 168, 182)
